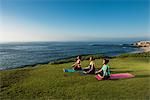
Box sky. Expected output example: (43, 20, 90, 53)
(0, 0, 149, 42)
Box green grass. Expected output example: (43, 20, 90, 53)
(0, 53, 150, 100)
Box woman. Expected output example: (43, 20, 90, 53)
(72, 56, 82, 70)
(83, 57, 95, 74)
(95, 58, 110, 80)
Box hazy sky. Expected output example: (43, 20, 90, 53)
(0, 0, 149, 42)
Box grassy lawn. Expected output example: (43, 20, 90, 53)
(0, 54, 150, 100)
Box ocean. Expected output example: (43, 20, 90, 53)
(0, 41, 141, 70)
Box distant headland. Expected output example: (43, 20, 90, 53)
(132, 41, 150, 52)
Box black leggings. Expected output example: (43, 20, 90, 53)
(96, 71, 110, 79)
(83, 68, 95, 74)
(74, 66, 82, 70)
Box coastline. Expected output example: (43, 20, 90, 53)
(140, 47, 150, 52)
(0, 42, 139, 71)
(0, 51, 149, 71)
(1, 41, 148, 71)
(132, 41, 150, 52)
(0, 53, 104, 71)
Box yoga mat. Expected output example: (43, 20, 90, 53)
(63, 69, 83, 72)
(110, 73, 135, 79)
(95, 73, 135, 80)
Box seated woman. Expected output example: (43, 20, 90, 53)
(95, 58, 110, 80)
(83, 57, 95, 74)
(72, 56, 82, 70)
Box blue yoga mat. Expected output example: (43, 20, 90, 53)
(63, 69, 83, 72)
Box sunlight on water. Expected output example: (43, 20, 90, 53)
(0, 42, 140, 70)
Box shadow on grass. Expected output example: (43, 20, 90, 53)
(110, 70, 134, 74)
(101, 74, 150, 81)
(134, 75, 150, 78)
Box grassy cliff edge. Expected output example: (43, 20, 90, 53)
(0, 52, 150, 100)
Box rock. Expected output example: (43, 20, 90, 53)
(132, 41, 150, 47)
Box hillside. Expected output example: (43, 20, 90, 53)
(0, 53, 150, 100)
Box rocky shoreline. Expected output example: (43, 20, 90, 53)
(132, 41, 150, 52)
(132, 41, 150, 47)
(140, 47, 150, 52)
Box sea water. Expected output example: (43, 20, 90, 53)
(0, 41, 141, 70)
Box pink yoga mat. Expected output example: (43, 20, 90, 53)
(95, 73, 135, 80)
